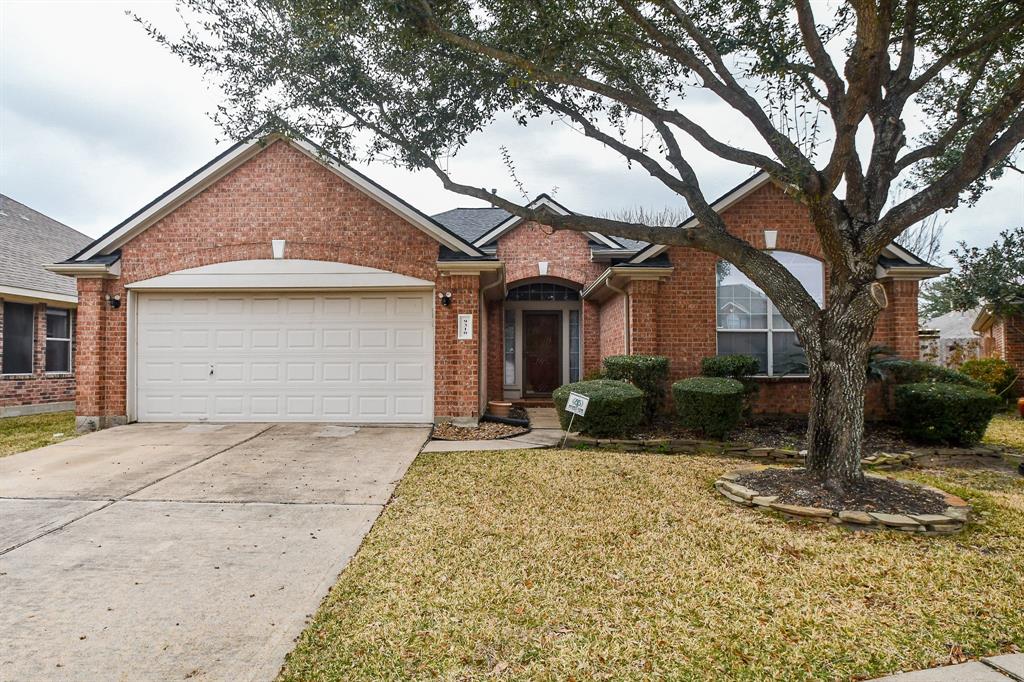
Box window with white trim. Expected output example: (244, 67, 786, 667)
(716, 251, 823, 376)
(45, 308, 72, 373)
(503, 308, 516, 385)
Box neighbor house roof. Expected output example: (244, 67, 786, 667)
(921, 308, 983, 338)
(0, 194, 91, 302)
(57, 125, 484, 272)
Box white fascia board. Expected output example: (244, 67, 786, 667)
(77, 138, 265, 262)
(630, 173, 773, 263)
(881, 243, 926, 265)
(0, 285, 77, 305)
(875, 264, 951, 280)
(124, 259, 435, 291)
(77, 135, 481, 262)
(472, 196, 622, 249)
(45, 260, 121, 278)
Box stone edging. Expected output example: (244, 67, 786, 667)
(714, 466, 971, 535)
(563, 436, 1007, 469)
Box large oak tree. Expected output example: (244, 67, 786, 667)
(145, 0, 1024, 490)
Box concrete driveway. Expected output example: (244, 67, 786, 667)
(0, 422, 428, 682)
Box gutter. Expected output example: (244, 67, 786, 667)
(45, 261, 121, 279)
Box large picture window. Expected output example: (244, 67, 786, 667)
(2, 302, 35, 375)
(716, 251, 824, 376)
(46, 308, 72, 373)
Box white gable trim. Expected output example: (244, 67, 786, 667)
(124, 259, 434, 291)
(472, 195, 622, 249)
(630, 172, 772, 264)
(76, 134, 481, 261)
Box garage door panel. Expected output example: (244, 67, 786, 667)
(136, 292, 434, 423)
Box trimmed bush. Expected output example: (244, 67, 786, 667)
(876, 359, 983, 388)
(553, 380, 645, 438)
(959, 358, 1017, 399)
(701, 355, 761, 379)
(672, 377, 745, 439)
(603, 355, 670, 419)
(894, 382, 1001, 445)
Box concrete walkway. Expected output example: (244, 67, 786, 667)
(0, 423, 427, 682)
(421, 408, 566, 452)
(870, 655, 1024, 681)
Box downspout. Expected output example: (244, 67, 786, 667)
(604, 273, 630, 354)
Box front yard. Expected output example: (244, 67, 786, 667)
(281, 447, 1024, 681)
(0, 411, 76, 457)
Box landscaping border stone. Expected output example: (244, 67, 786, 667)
(713, 466, 971, 535)
(564, 435, 1009, 469)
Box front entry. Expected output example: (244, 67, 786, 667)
(523, 311, 562, 395)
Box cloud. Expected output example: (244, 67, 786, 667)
(1, 0, 1020, 253)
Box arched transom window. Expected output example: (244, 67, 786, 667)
(716, 251, 824, 376)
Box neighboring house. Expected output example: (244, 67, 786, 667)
(49, 130, 945, 432)
(973, 303, 1024, 397)
(1, 195, 92, 417)
(919, 308, 982, 367)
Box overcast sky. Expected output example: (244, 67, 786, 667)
(2, 0, 1021, 264)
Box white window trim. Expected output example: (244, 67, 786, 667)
(45, 307, 73, 374)
(2, 302, 35, 376)
(715, 252, 822, 378)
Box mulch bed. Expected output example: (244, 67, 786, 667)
(735, 468, 949, 515)
(432, 421, 528, 441)
(629, 415, 940, 453)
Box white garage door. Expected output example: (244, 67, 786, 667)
(135, 291, 434, 423)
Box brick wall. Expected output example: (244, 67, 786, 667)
(984, 314, 1024, 397)
(598, 294, 627, 362)
(649, 181, 918, 416)
(0, 300, 76, 412)
(75, 140, 480, 424)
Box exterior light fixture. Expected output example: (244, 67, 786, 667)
(105, 294, 122, 309)
(439, 291, 453, 307)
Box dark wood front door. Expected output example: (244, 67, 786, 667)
(523, 311, 561, 395)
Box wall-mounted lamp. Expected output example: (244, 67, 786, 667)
(438, 291, 453, 307)
(105, 294, 122, 309)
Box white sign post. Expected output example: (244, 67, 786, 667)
(562, 391, 590, 447)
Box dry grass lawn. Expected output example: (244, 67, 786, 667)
(985, 411, 1024, 450)
(280, 449, 1024, 681)
(0, 411, 76, 457)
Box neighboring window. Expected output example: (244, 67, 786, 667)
(716, 252, 824, 376)
(506, 282, 580, 301)
(45, 308, 72, 373)
(2, 302, 34, 374)
(569, 309, 581, 382)
(503, 308, 516, 385)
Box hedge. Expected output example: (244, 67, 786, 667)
(552, 380, 645, 438)
(672, 377, 745, 439)
(876, 359, 983, 388)
(894, 382, 1001, 446)
(958, 358, 1018, 399)
(602, 355, 670, 419)
(701, 355, 761, 379)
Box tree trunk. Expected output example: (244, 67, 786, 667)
(804, 289, 880, 492)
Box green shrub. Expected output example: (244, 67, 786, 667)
(876, 359, 983, 388)
(959, 358, 1018, 399)
(672, 377, 745, 439)
(894, 382, 1001, 445)
(700, 355, 761, 379)
(552, 380, 645, 438)
(701, 354, 760, 415)
(603, 355, 670, 419)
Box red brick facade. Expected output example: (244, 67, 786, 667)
(73, 140, 480, 426)
(0, 300, 76, 415)
(980, 313, 1024, 397)
(68, 142, 925, 427)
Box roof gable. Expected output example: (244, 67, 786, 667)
(472, 194, 623, 250)
(70, 131, 482, 263)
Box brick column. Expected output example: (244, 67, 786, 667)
(74, 279, 107, 431)
(582, 300, 601, 377)
(627, 279, 660, 356)
(872, 279, 919, 359)
(434, 273, 481, 423)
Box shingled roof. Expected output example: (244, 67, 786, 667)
(0, 195, 91, 300)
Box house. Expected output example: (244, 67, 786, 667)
(919, 309, 982, 368)
(48, 130, 945, 432)
(973, 303, 1024, 397)
(1, 194, 92, 417)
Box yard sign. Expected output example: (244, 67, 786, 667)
(562, 391, 589, 447)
